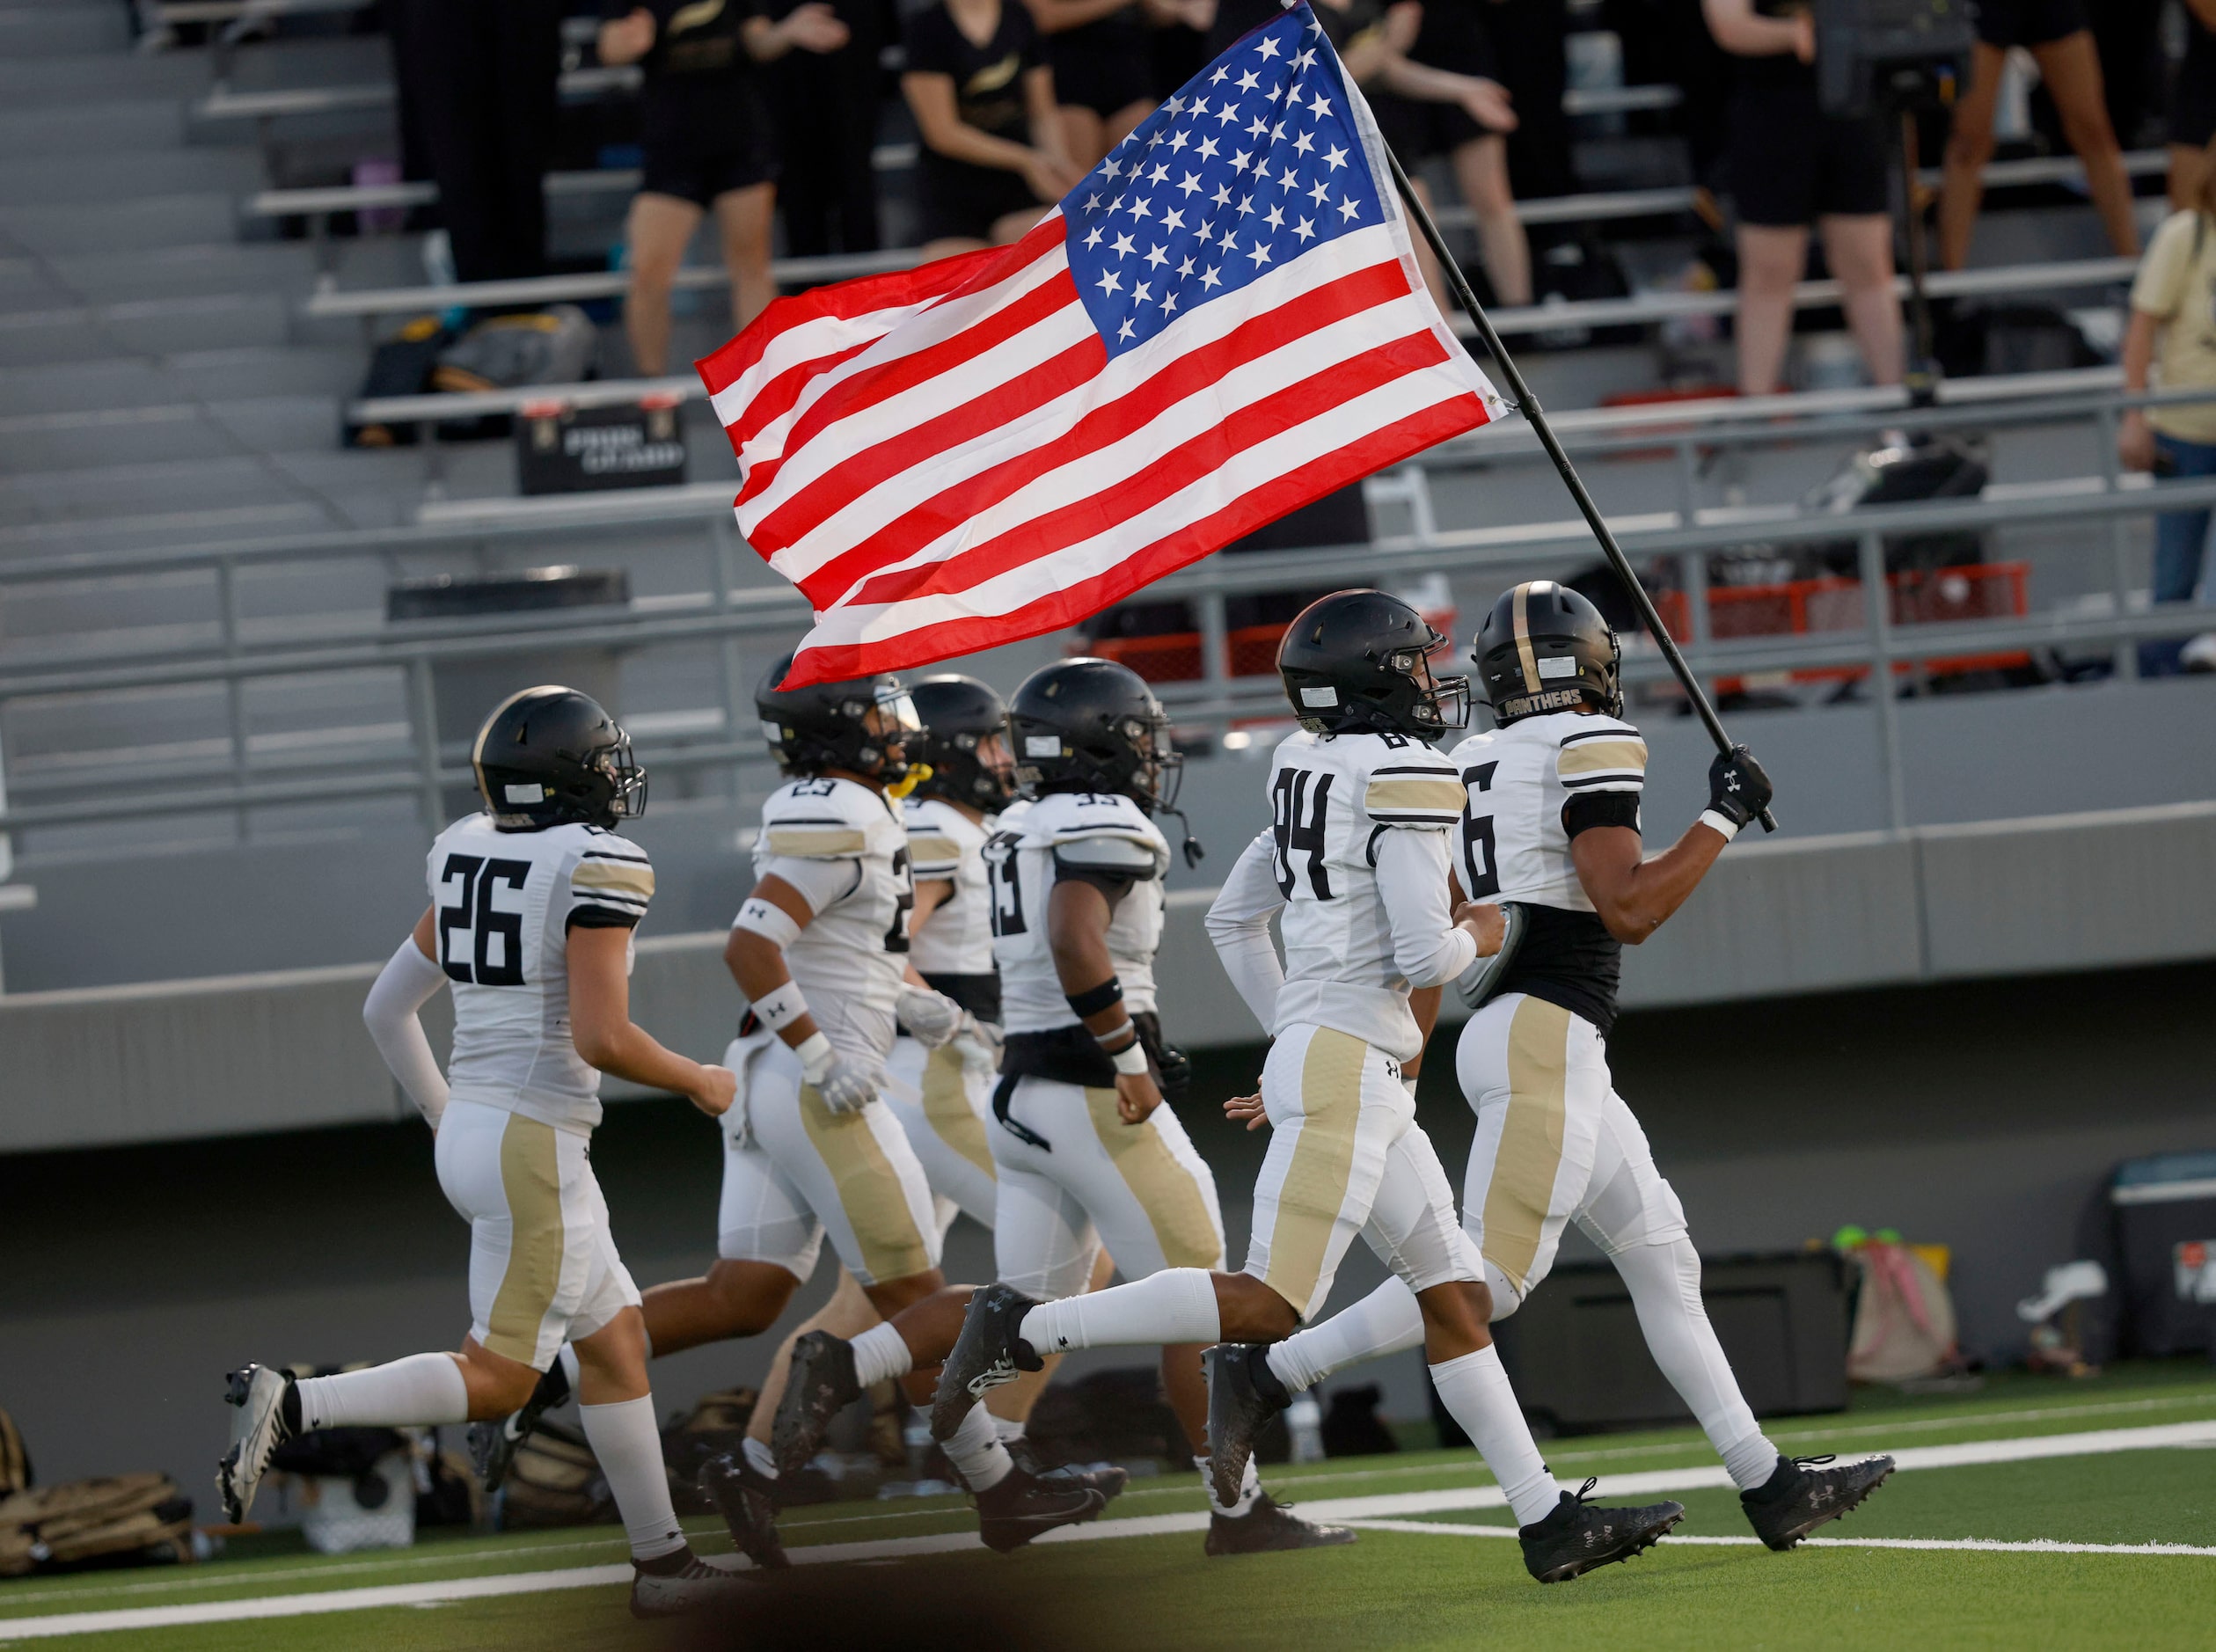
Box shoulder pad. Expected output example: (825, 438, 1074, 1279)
(760, 778, 891, 859)
(903, 798, 971, 878)
(1031, 791, 1170, 877)
(1555, 719, 1648, 791)
(1360, 743, 1464, 827)
(570, 832, 655, 909)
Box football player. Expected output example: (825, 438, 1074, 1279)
(218, 688, 748, 1619)
(775, 659, 1341, 1553)
(1216, 581, 1894, 1554)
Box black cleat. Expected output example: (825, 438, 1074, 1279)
(467, 1359, 571, 1494)
(1518, 1479, 1684, 1583)
(697, 1451, 791, 1571)
(931, 1283, 1042, 1442)
(216, 1364, 296, 1524)
(628, 1553, 752, 1618)
(1741, 1452, 1896, 1551)
(1204, 1492, 1357, 1556)
(974, 1461, 1124, 1553)
(1203, 1343, 1291, 1508)
(772, 1331, 862, 1477)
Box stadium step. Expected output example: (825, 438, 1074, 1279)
(0, 346, 361, 419)
(0, 4, 129, 57)
(0, 147, 266, 210)
(0, 291, 288, 369)
(0, 394, 340, 476)
(0, 97, 186, 158)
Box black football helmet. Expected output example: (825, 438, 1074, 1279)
(909, 674, 1014, 809)
(472, 685, 647, 830)
(756, 653, 921, 780)
(1009, 657, 1181, 813)
(1277, 589, 1470, 738)
(1472, 581, 1623, 725)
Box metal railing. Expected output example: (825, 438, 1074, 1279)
(3, 372, 2212, 840)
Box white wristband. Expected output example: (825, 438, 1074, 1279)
(1110, 1039, 1151, 1076)
(794, 1030, 835, 1085)
(751, 979, 808, 1033)
(1699, 808, 1742, 843)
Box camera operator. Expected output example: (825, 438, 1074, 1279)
(1702, 0, 1902, 398)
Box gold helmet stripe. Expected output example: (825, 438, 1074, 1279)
(1511, 582, 1541, 694)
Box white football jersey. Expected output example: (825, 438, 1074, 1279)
(430, 814, 655, 1136)
(986, 791, 1171, 1035)
(903, 796, 996, 980)
(1261, 729, 1466, 1056)
(751, 776, 913, 1067)
(1444, 709, 1647, 911)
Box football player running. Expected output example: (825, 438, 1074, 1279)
(1217, 581, 1894, 1556)
(747, 676, 1075, 1487)
(218, 688, 748, 1619)
(777, 659, 1342, 1553)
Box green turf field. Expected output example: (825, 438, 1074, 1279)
(4, 1362, 2212, 1651)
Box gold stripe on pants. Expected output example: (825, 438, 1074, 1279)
(485, 1114, 567, 1364)
(800, 1083, 932, 1283)
(1482, 996, 1571, 1296)
(1082, 1088, 1220, 1268)
(1260, 1027, 1365, 1312)
(924, 1044, 996, 1183)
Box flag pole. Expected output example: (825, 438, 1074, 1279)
(1383, 150, 1776, 831)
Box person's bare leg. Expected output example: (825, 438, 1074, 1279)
(713, 180, 779, 330)
(1451, 134, 1530, 306)
(622, 191, 705, 376)
(991, 206, 1054, 245)
(1733, 223, 1810, 395)
(2169, 142, 2207, 214)
(2032, 32, 2140, 258)
(1938, 40, 2006, 271)
(862, 1268, 953, 1408)
(639, 1257, 801, 1358)
(571, 1306, 653, 1404)
(745, 1268, 879, 1447)
(1819, 212, 1905, 385)
(1162, 1341, 1210, 1453)
(1402, 172, 1452, 317)
(452, 1336, 545, 1419)
(1060, 104, 1108, 174)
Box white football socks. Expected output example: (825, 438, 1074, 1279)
(1427, 1345, 1560, 1527)
(1611, 1238, 1779, 1490)
(940, 1401, 1013, 1492)
(851, 1322, 913, 1388)
(1019, 1268, 1221, 1354)
(991, 1414, 1027, 1445)
(295, 1353, 468, 1432)
(579, 1394, 689, 1562)
(1196, 1452, 1262, 1518)
(1266, 1276, 1427, 1395)
(557, 1344, 581, 1392)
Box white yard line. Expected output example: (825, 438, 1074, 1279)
(4, 1420, 2213, 1642)
(1347, 1518, 2216, 1560)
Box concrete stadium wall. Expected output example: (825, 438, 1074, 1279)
(4, 800, 2212, 1155)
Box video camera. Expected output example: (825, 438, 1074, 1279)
(1815, 0, 1974, 117)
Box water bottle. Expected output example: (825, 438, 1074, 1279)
(1286, 1393, 1325, 1464)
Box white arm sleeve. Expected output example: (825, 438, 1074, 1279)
(1372, 827, 1479, 989)
(1203, 830, 1288, 1030)
(363, 939, 450, 1129)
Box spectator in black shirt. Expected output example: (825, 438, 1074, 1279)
(600, 0, 852, 374)
(765, 0, 895, 259)
(903, 0, 1082, 255)
(1024, 0, 1155, 172)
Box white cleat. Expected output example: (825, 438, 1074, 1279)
(627, 1553, 755, 1619)
(216, 1363, 295, 1524)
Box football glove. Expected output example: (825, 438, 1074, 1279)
(798, 1034, 878, 1114)
(896, 984, 963, 1049)
(952, 1013, 1004, 1071)
(1706, 745, 1774, 830)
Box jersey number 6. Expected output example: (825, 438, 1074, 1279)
(1459, 762, 1501, 899)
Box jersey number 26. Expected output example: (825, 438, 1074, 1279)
(437, 853, 528, 986)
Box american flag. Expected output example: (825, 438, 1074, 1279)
(698, 2, 1506, 687)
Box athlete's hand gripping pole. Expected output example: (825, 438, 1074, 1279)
(1383, 147, 1777, 832)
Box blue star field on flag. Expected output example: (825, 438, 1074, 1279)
(1061, 4, 1386, 359)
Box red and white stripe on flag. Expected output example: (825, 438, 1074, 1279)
(697, 6, 1506, 688)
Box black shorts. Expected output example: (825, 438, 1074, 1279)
(1972, 0, 2088, 49)
(640, 90, 779, 208)
(2173, 27, 2216, 149)
(1410, 0, 1496, 80)
(1727, 84, 1888, 226)
(1046, 16, 1152, 117)
(1374, 92, 1488, 163)
(918, 154, 1042, 242)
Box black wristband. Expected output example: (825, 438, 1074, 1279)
(1065, 976, 1125, 1019)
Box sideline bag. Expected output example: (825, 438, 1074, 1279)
(1845, 1238, 1960, 1383)
(0, 1473, 194, 1577)
(661, 1388, 758, 1515)
(499, 1419, 613, 1529)
(0, 1404, 28, 1499)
